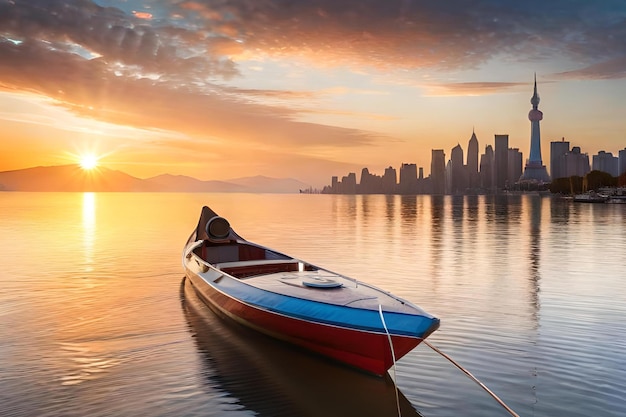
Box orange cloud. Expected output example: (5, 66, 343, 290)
(1, 0, 626, 186)
(133, 11, 153, 20)
(425, 82, 528, 97)
(0, 39, 380, 149)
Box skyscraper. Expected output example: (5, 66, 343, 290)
(563, 147, 590, 178)
(399, 163, 418, 194)
(340, 173, 357, 194)
(382, 166, 397, 194)
(520, 74, 550, 183)
(359, 167, 382, 194)
(508, 148, 523, 186)
(494, 134, 509, 189)
(450, 144, 466, 194)
(550, 138, 570, 180)
(619, 148, 626, 176)
(548, 139, 591, 179)
(480, 145, 494, 190)
(430, 149, 446, 194)
(592, 151, 619, 176)
(467, 129, 479, 189)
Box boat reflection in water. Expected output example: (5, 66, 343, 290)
(180, 278, 424, 417)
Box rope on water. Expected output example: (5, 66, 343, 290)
(424, 340, 521, 417)
(379, 305, 402, 417)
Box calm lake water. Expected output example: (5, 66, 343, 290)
(1, 192, 625, 417)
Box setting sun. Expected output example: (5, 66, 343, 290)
(79, 154, 99, 170)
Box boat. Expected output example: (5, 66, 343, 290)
(182, 206, 440, 376)
(180, 279, 425, 416)
(605, 187, 626, 204)
(572, 191, 608, 203)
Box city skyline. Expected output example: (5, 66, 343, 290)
(324, 134, 625, 195)
(1, 1, 626, 188)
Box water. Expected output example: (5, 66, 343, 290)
(1, 192, 625, 417)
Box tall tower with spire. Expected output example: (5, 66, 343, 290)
(467, 128, 479, 189)
(520, 74, 550, 183)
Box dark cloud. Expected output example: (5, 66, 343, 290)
(0, 0, 238, 81)
(4, 0, 626, 83)
(1, 0, 626, 154)
(172, 0, 626, 74)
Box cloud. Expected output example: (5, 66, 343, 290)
(425, 82, 528, 96)
(167, 0, 626, 75)
(221, 87, 318, 100)
(553, 57, 626, 80)
(1, 0, 626, 161)
(0, 38, 379, 150)
(0, 0, 238, 81)
(2, 1, 625, 87)
(0, 0, 394, 159)
(132, 11, 153, 20)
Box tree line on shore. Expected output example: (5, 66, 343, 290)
(549, 170, 626, 194)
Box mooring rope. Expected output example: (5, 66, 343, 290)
(423, 340, 521, 417)
(379, 305, 402, 417)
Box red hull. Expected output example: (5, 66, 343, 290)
(187, 272, 423, 376)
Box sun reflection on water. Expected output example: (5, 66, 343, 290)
(82, 192, 96, 272)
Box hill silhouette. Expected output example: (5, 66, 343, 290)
(0, 165, 309, 193)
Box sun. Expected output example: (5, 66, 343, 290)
(79, 154, 99, 170)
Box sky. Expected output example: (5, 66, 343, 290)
(1, 0, 625, 187)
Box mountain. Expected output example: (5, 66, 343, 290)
(144, 174, 249, 192)
(225, 175, 311, 193)
(0, 165, 152, 192)
(0, 165, 310, 193)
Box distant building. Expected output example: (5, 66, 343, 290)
(359, 168, 383, 194)
(340, 172, 357, 194)
(399, 163, 418, 194)
(416, 167, 428, 194)
(619, 148, 626, 176)
(445, 160, 452, 194)
(494, 134, 509, 189)
(563, 147, 590, 178)
(430, 150, 446, 194)
(467, 130, 479, 189)
(480, 145, 494, 190)
(520, 74, 550, 183)
(549, 139, 590, 179)
(450, 144, 466, 194)
(382, 166, 397, 194)
(592, 151, 619, 176)
(550, 138, 570, 180)
(508, 148, 523, 186)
